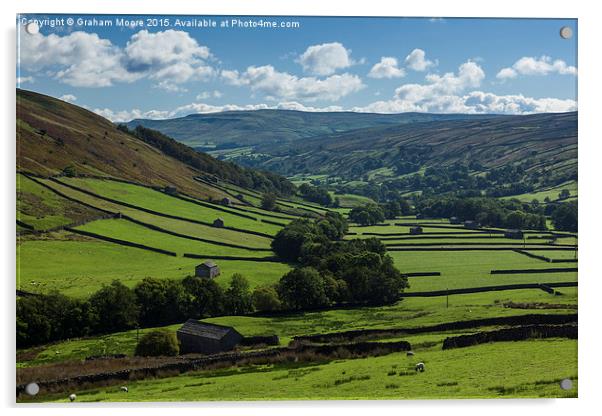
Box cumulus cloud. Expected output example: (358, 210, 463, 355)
(404, 49, 436, 71)
(350, 59, 576, 114)
(297, 42, 354, 76)
(497, 56, 577, 79)
(368, 57, 406, 79)
(19, 28, 215, 88)
(59, 94, 77, 103)
(221, 65, 364, 102)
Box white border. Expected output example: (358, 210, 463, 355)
(3, 0, 601, 414)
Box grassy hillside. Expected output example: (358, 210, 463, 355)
(126, 110, 502, 148)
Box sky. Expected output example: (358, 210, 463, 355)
(16, 14, 578, 122)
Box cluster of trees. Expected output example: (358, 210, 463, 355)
(298, 183, 333, 206)
(17, 274, 258, 349)
(415, 196, 548, 230)
(348, 204, 385, 226)
(271, 213, 407, 308)
(551, 201, 578, 232)
(117, 125, 295, 196)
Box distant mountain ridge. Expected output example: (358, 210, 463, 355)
(126, 110, 505, 148)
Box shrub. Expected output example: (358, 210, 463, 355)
(252, 286, 282, 312)
(277, 267, 330, 310)
(135, 329, 179, 357)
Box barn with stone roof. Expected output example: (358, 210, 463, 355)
(195, 260, 220, 278)
(177, 319, 243, 354)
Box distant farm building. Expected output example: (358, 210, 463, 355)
(195, 261, 221, 278)
(464, 220, 479, 229)
(220, 197, 232, 206)
(416, 213, 424, 220)
(410, 226, 423, 235)
(177, 319, 243, 355)
(212, 218, 224, 228)
(504, 229, 524, 239)
(236, 194, 245, 201)
(164, 185, 177, 195)
(449, 217, 461, 224)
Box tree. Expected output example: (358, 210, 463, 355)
(134, 278, 190, 326)
(261, 192, 277, 210)
(134, 329, 179, 357)
(558, 189, 571, 200)
(277, 267, 330, 310)
(182, 276, 225, 317)
(349, 204, 385, 226)
(551, 201, 577, 232)
(89, 280, 138, 333)
(224, 274, 254, 315)
(62, 165, 77, 177)
(252, 286, 282, 312)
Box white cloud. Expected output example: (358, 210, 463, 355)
(19, 28, 215, 88)
(497, 56, 577, 79)
(196, 90, 223, 100)
(404, 49, 436, 71)
(368, 57, 406, 79)
(221, 65, 364, 102)
(59, 94, 77, 103)
(17, 76, 34, 85)
(297, 42, 354, 76)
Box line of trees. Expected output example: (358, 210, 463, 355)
(17, 273, 258, 349)
(117, 124, 296, 197)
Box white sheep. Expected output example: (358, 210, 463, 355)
(121, 386, 128, 393)
(69, 393, 76, 402)
(415, 362, 425, 372)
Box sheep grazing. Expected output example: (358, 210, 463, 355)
(69, 393, 76, 402)
(415, 362, 425, 372)
(121, 386, 128, 393)
(407, 351, 415, 356)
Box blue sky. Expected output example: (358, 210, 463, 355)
(17, 14, 577, 121)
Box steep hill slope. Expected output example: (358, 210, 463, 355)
(16, 89, 292, 200)
(126, 110, 503, 148)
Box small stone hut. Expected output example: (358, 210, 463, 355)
(195, 261, 221, 278)
(504, 229, 524, 239)
(212, 218, 224, 228)
(410, 226, 423, 235)
(220, 197, 232, 206)
(464, 220, 479, 229)
(177, 320, 243, 355)
(164, 185, 177, 195)
(449, 216, 461, 224)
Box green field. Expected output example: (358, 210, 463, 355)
(58, 177, 285, 235)
(74, 218, 274, 258)
(32, 338, 576, 402)
(391, 250, 577, 292)
(17, 174, 100, 231)
(503, 181, 578, 203)
(17, 235, 291, 297)
(35, 178, 273, 249)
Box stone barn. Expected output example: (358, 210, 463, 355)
(195, 261, 220, 278)
(504, 229, 524, 239)
(236, 194, 245, 201)
(410, 226, 423, 235)
(449, 216, 461, 224)
(177, 319, 243, 355)
(464, 220, 479, 229)
(212, 218, 224, 228)
(220, 197, 232, 206)
(164, 185, 177, 195)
